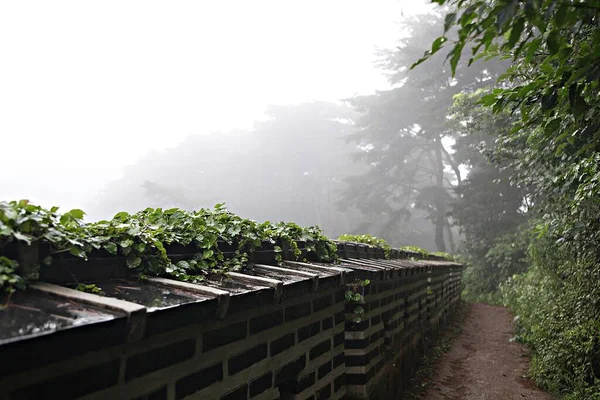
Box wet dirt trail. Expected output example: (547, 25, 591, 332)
(419, 303, 554, 400)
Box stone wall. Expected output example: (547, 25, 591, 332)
(0, 243, 462, 400)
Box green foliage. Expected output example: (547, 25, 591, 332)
(502, 236, 600, 399)
(338, 234, 391, 258)
(0, 200, 338, 293)
(75, 283, 105, 296)
(399, 245, 430, 256)
(345, 279, 370, 323)
(461, 226, 530, 303)
(423, 1, 600, 397)
(0, 257, 24, 295)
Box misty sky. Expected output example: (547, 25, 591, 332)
(1, 0, 432, 212)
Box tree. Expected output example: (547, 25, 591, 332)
(425, 2, 600, 396)
(86, 102, 364, 238)
(421, 0, 600, 252)
(449, 89, 529, 299)
(339, 12, 506, 251)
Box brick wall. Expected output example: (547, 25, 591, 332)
(0, 245, 462, 400)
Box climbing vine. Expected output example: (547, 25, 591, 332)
(345, 278, 370, 323)
(338, 234, 392, 258)
(0, 200, 339, 294)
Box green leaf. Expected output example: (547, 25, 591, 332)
(508, 18, 525, 49)
(69, 246, 86, 258)
(120, 239, 134, 248)
(547, 30, 559, 54)
(554, 4, 568, 27)
(12, 231, 32, 244)
(105, 242, 118, 255)
(126, 254, 142, 268)
(202, 249, 214, 259)
(496, 0, 518, 30)
(444, 13, 456, 32)
(135, 242, 146, 253)
(68, 209, 85, 220)
(43, 256, 53, 265)
(431, 36, 447, 54)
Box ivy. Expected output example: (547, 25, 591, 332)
(345, 278, 370, 323)
(338, 234, 392, 258)
(0, 200, 339, 294)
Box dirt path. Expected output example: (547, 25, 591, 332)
(419, 303, 554, 400)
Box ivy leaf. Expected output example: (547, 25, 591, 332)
(126, 254, 142, 268)
(120, 239, 134, 248)
(135, 242, 146, 253)
(104, 242, 118, 255)
(69, 246, 86, 259)
(12, 231, 32, 244)
(68, 209, 85, 220)
(202, 249, 214, 259)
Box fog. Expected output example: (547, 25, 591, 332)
(1, 0, 483, 251)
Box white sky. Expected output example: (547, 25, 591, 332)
(0, 0, 432, 212)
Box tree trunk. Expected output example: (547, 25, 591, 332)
(434, 139, 447, 252)
(445, 222, 456, 253)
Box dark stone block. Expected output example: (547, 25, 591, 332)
(228, 343, 268, 375)
(333, 332, 344, 348)
(371, 314, 382, 326)
(175, 363, 223, 399)
(132, 386, 168, 400)
(321, 317, 333, 331)
(270, 333, 295, 356)
(276, 355, 306, 384)
(0, 317, 126, 376)
(298, 321, 321, 342)
(317, 382, 331, 400)
(345, 320, 369, 332)
(334, 289, 345, 304)
(313, 294, 333, 312)
(280, 371, 315, 394)
(228, 289, 275, 316)
(249, 371, 273, 397)
(318, 360, 332, 379)
(371, 331, 380, 344)
(221, 384, 247, 400)
(11, 360, 119, 400)
(333, 352, 344, 368)
(203, 321, 248, 352)
(346, 372, 367, 385)
(309, 339, 331, 360)
(334, 373, 346, 393)
(250, 310, 283, 335)
(126, 339, 195, 381)
(345, 354, 367, 367)
(345, 338, 369, 349)
(334, 311, 345, 325)
(145, 300, 218, 337)
(369, 299, 380, 311)
(285, 302, 311, 322)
